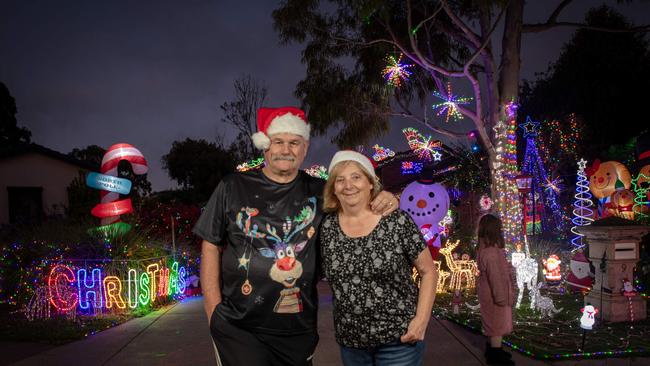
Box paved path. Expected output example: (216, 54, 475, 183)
(7, 282, 649, 365)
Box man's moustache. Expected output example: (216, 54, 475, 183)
(273, 156, 295, 161)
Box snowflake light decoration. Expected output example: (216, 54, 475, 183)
(402, 127, 442, 161)
(479, 194, 493, 211)
(432, 83, 472, 123)
(382, 53, 413, 87)
(372, 144, 396, 162)
(304, 165, 329, 180)
(544, 176, 564, 195)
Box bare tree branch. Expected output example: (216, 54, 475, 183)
(524, 0, 649, 34)
(547, 0, 574, 24)
(523, 22, 650, 33)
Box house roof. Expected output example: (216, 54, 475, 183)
(375, 145, 460, 192)
(0, 142, 96, 171)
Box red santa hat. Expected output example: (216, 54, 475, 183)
(251, 107, 310, 150)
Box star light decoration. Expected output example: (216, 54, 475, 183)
(402, 127, 442, 161)
(431, 83, 472, 123)
(382, 53, 413, 87)
(519, 116, 540, 138)
(372, 144, 396, 162)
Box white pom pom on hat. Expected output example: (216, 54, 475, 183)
(251, 107, 310, 150)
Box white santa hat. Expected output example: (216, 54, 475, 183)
(251, 107, 310, 150)
(328, 150, 377, 178)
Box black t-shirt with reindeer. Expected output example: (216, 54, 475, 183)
(193, 170, 324, 335)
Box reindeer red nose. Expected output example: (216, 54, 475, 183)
(277, 256, 295, 271)
(417, 199, 427, 209)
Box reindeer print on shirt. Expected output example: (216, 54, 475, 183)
(236, 197, 317, 314)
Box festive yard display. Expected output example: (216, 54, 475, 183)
(565, 251, 594, 293)
(237, 157, 265, 172)
(439, 240, 477, 291)
(371, 144, 395, 162)
(570, 158, 594, 249)
(492, 103, 522, 245)
(399, 181, 449, 259)
(382, 53, 413, 87)
(579, 220, 649, 322)
(514, 243, 539, 309)
(610, 188, 636, 220)
(303, 165, 328, 179)
(431, 83, 472, 123)
(531, 283, 562, 317)
(520, 117, 564, 236)
(402, 127, 442, 162)
(88, 143, 148, 236)
(586, 160, 632, 218)
(632, 132, 650, 220)
(542, 255, 562, 282)
(580, 305, 598, 330)
(401, 161, 423, 175)
(25, 257, 186, 319)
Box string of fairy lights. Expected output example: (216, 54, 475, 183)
(570, 159, 594, 249)
(492, 102, 523, 245)
(520, 116, 565, 237)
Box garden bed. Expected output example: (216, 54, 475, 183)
(433, 289, 650, 360)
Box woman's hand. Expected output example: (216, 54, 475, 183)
(400, 316, 428, 343)
(370, 191, 399, 216)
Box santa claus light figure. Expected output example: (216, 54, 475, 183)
(543, 254, 562, 283)
(566, 251, 594, 293)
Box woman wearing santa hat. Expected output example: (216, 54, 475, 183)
(319, 150, 438, 366)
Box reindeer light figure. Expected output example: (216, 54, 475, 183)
(531, 283, 563, 317)
(412, 261, 450, 293)
(440, 240, 477, 291)
(514, 238, 539, 309)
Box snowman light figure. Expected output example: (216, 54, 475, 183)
(580, 304, 598, 330)
(400, 181, 450, 260)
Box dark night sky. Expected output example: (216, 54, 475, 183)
(1, 0, 649, 191)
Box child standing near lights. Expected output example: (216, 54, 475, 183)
(477, 214, 516, 365)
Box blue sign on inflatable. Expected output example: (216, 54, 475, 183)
(86, 172, 132, 195)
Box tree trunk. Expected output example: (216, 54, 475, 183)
(489, 0, 524, 244)
(498, 0, 524, 105)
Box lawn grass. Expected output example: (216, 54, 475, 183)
(433, 289, 650, 360)
(0, 313, 132, 344)
(0, 299, 169, 344)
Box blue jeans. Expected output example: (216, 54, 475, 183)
(339, 340, 424, 366)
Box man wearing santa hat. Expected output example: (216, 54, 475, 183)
(193, 107, 397, 366)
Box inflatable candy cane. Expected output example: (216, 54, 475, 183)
(88, 143, 148, 235)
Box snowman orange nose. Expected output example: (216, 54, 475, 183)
(417, 200, 427, 208)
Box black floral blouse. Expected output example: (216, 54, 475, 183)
(319, 210, 426, 348)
